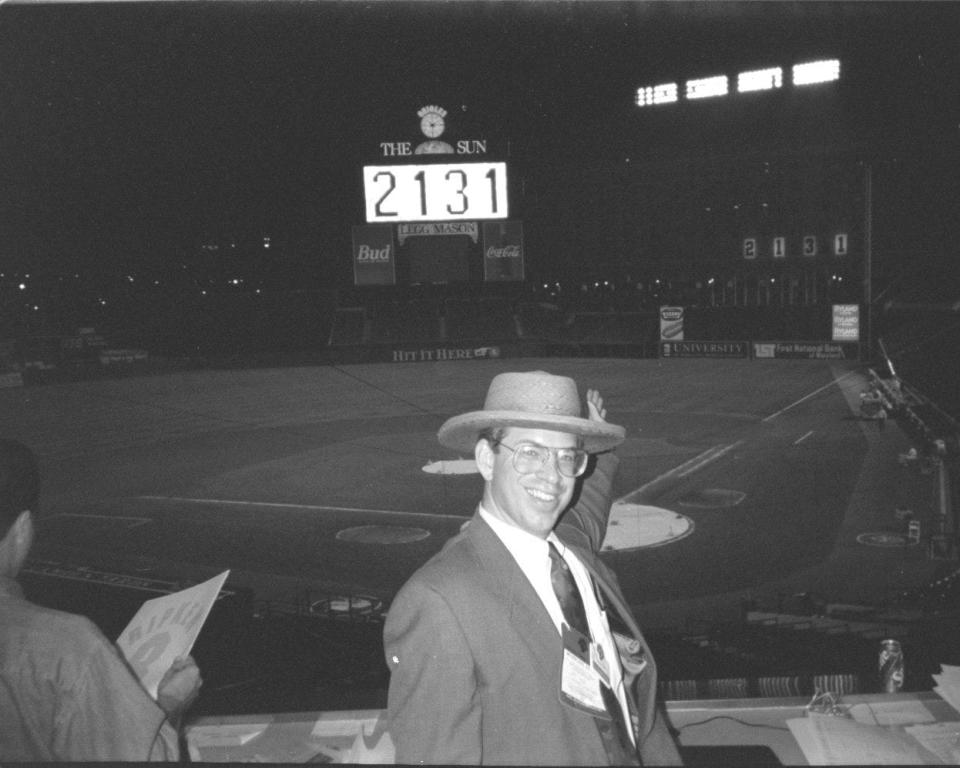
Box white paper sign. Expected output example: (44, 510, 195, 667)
(117, 570, 230, 697)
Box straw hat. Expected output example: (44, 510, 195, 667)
(437, 371, 626, 454)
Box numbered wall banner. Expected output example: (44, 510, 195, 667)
(742, 234, 846, 259)
(482, 220, 524, 282)
(832, 304, 860, 341)
(352, 224, 396, 286)
(659, 306, 685, 340)
(834, 233, 849, 256)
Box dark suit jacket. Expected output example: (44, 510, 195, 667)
(383, 454, 682, 765)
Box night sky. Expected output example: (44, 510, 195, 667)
(1, 1, 958, 279)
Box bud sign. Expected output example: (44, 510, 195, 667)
(352, 224, 396, 286)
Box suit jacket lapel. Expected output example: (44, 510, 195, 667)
(573, 546, 655, 744)
(464, 513, 563, 679)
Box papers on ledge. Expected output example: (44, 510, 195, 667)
(787, 715, 941, 765)
(934, 664, 960, 716)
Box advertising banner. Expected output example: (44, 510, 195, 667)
(389, 345, 503, 363)
(398, 222, 479, 244)
(482, 221, 524, 282)
(753, 341, 859, 360)
(352, 224, 396, 286)
(659, 306, 685, 341)
(832, 304, 860, 341)
(660, 341, 749, 358)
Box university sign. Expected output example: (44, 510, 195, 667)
(660, 341, 749, 358)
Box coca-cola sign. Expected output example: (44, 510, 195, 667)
(485, 245, 521, 259)
(481, 221, 524, 282)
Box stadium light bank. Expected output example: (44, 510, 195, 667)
(635, 59, 840, 107)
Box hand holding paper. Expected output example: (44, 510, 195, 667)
(157, 655, 203, 721)
(116, 570, 230, 699)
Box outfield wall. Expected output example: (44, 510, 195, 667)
(323, 339, 860, 365)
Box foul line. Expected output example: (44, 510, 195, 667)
(49, 512, 152, 528)
(762, 370, 859, 422)
(134, 495, 464, 520)
(617, 442, 742, 504)
(140, 439, 746, 521)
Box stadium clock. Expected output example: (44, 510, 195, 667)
(363, 162, 508, 223)
(420, 112, 445, 138)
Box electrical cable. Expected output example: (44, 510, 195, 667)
(676, 714, 792, 733)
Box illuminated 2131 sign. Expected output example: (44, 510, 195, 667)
(363, 162, 508, 223)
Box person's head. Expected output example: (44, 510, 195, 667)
(0, 440, 40, 577)
(437, 371, 625, 538)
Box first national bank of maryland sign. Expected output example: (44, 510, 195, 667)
(354, 104, 523, 286)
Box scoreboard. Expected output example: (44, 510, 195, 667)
(363, 162, 509, 223)
(355, 102, 521, 288)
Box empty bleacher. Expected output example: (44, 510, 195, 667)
(563, 312, 655, 345)
(404, 299, 443, 343)
(475, 296, 517, 340)
(515, 301, 564, 340)
(443, 298, 480, 341)
(329, 296, 522, 347)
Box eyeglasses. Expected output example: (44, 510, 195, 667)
(495, 440, 589, 478)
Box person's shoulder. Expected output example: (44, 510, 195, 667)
(11, 599, 110, 651)
(398, 522, 485, 594)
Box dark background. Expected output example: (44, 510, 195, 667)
(2, 1, 958, 284)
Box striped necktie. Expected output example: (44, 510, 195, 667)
(548, 541, 590, 636)
(548, 541, 640, 765)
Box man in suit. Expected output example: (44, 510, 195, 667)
(384, 371, 682, 765)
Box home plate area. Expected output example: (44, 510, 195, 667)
(602, 503, 694, 551)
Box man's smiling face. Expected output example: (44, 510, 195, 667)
(477, 426, 579, 539)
